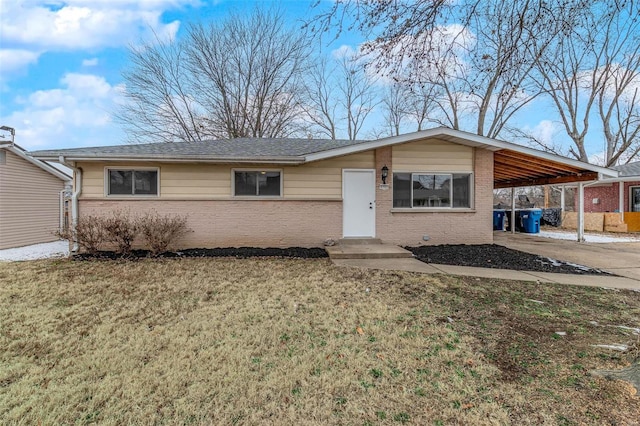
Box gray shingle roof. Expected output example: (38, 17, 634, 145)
(612, 161, 640, 177)
(29, 138, 371, 161)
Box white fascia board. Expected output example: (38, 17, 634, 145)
(32, 154, 305, 165)
(303, 127, 619, 178)
(592, 176, 640, 184)
(5, 145, 71, 181)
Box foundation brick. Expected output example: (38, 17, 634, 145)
(80, 199, 342, 248)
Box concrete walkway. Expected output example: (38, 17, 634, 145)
(494, 232, 640, 281)
(332, 258, 640, 290)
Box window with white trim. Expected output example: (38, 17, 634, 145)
(107, 169, 158, 196)
(393, 173, 472, 208)
(631, 186, 640, 212)
(234, 170, 281, 196)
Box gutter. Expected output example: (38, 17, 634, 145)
(59, 156, 82, 253)
(32, 155, 305, 164)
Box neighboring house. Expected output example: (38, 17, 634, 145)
(0, 142, 71, 250)
(576, 161, 640, 232)
(30, 128, 616, 249)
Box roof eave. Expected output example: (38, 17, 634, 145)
(303, 127, 619, 178)
(4, 145, 71, 181)
(31, 154, 305, 165)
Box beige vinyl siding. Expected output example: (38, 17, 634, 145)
(392, 139, 474, 172)
(0, 149, 66, 249)
(284, 151, 374, 198)
(77, 151, 375, 200)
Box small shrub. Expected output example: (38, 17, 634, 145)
(57, 215, 106, 254)
(102, 210, 138, 256)
(137, 212, 190, 256)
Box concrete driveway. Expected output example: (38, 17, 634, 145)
(494, 232, 640, 281)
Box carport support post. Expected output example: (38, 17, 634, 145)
(511, 187, 516, 234)
(577, 182, 585, 242)
(560, 186, 565, 211)
(619, 182, 625, 221)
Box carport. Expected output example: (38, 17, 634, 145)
(490, 146, 618, 242)
(405, 130, 620, 242)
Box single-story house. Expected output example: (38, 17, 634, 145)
(0, 141, 71, 249)
(575, 161, 640, 231)
(29, 128, 617, 249)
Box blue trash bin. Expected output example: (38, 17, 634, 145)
(493, 210, 506, 231)
(520, 208, 542, 233)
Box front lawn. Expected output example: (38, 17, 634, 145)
(0, 258, 638, 424)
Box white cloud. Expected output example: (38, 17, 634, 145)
(0, 0, 194, 74)
(0, 49, 41, 78)
(331, 45, 357, 60)
(528, 120, 560, 146)
(1, 73, 125, 149)
(82, 57, 99, 67)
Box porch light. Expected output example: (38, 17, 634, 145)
(381, 165, 389, 184)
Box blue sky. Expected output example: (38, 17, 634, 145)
(0, 0, 355, 150)
(0, 0, 609, 161)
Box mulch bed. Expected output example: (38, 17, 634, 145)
(72, 247, 329, 261)
(406, 244, 612, 275)
(73, 244, 611, 275)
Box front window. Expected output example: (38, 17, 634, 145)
(234, 171, 281, 196)
(108, 169, 158, 196)
(393, 172, 472, 208)
(631, 186, 640, 212)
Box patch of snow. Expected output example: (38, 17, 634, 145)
(613, 325, 640, 335)
(538, 230, 640, 243)
(0, 240, 69, 261)
(591, 344, 629, 351)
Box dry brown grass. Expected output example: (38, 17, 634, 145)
(0, 258, 638, 425)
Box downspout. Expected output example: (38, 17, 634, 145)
(59, 156, 82, 252)
(59, 188, 66, 232)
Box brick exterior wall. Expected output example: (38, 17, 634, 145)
(79, 199, 342, 248)
(78, 147, 496, 248)
(580, 181, 640, 212)
(374, 147, 494, 246)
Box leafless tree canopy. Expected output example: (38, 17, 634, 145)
(534, 0, 640, 165)
(118, 9, 311, 143)
(311, 0, 640, 164)
(303, 52, 380, 140)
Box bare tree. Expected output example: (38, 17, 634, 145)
(531, 1, 640, 165)
(118, 9, 311, 143)
(301, 57, 339, 139)
(313, 0, 579, 139)
(117, 33, 209, 143)
(303, 52, 380, 140)
(380, 82, 407, 136)
(338, 54, 380, 140)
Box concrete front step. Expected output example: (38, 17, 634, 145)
(325, 243, 414, 259)
(338, 238, 382, 245)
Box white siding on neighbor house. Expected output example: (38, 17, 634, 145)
(78, 151, 376, 200)
(0, 149, 67, 249)
(392, 139, 474, 172)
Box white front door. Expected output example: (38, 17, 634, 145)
(343, 169, 376, 237)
